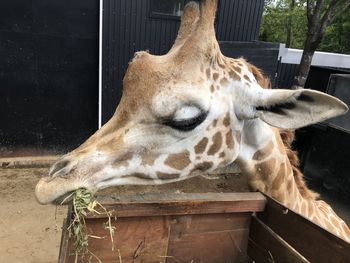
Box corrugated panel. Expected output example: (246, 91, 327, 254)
(276, 63, 299, 89)
(215, 0, 264, 42)
(0, 0, 99, 149)
(102, 0, 265, 122)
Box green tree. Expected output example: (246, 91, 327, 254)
(292, 0, 350, 88)
(260, 0, 350, 88)
(320, 12, 350, 53)
(260, 0, 308, 49)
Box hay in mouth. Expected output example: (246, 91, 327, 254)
(66, 188, 116, 262)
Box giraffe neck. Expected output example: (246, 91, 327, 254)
(237, 119, 350, 242)
(237, 119, 303, 208)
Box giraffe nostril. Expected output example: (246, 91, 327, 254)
(49, 159, 70, 176)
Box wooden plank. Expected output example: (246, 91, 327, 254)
(258, 195, 350, 263)
(61, 213, 254, 263)
(58, 206, 72, 263)
(167, 213, 250, 263)
(248, 216, 309, 263)
(169, 213, 251, 235)
(88, 192, 266, 218)
(167, 231, 248, 263)
(64, 216, 169, 263)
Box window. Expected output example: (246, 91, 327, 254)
(150, 0, 186, 19)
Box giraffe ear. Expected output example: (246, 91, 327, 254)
(254, 89, 348, 129)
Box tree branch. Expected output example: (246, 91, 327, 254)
(328, 0, 350, 24)
(307, 0, 324, 27)
(319, 0, 338, 31)
(313, 0, 324, 20)
(306, 0, 315, 22)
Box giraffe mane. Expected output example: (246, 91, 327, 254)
(246, 61, 319, 200)
(279, 129, 319, 200)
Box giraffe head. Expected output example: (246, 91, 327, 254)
(35, 0, 348, 204)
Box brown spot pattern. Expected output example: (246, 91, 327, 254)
(272, 163, 285, 189)
(233, 65, 241, 73)
(112, 152, 134, 168)
(287, 179, 293, 194)
(164, 150, 191, 170)
(141, 155, 158, 166)
(223, 113, 230, 127)
(156, 172, 180, 180)
(252, 141, 274, 161)
(225, 131, 234, 149)
(207, 132, 222, 155)
(210, 84, 215, 93)
(97, 139, 117, 152)
(219, 151, 225, 158)
(217, 59, 225, 69)
(194, 137, 209, 154)
(206, 68, 211, 79)
(220, 77, 229, 86)
(243, 75, 251, 83)
(192, 161, 213, 172)
(255, 159, 276, 181)
(229, 70, 239, 80)
(213, 73, 219, 81)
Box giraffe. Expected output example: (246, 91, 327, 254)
(35, 0, 350, 241)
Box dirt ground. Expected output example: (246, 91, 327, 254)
(0, 167, 249, 263)
(0, 168, 66, 263)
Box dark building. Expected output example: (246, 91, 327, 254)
(1, 0, 271, 152)
(0, 0, 99, 153)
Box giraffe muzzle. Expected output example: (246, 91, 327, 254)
(35, 157, 90, 204)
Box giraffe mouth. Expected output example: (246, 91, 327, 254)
(35, 175, 89, 205)
(52, 191, 75, 205)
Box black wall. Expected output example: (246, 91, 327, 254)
(275, 63, 298, 89)
(276, 63, 350, 90)
(220, 41, 280, 87)
(0, 0, 99, 151)
(326, 74, 350, 131)
(102, 0, 265, 123)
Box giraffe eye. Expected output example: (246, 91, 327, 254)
(173, 106, 201, 121)
(163, 111, 208, 132)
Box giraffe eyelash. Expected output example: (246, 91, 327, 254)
(162, 111, 208, 132)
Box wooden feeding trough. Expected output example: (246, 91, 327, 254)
(58, 190, 350, 263)
(59, 192, 264, 263)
